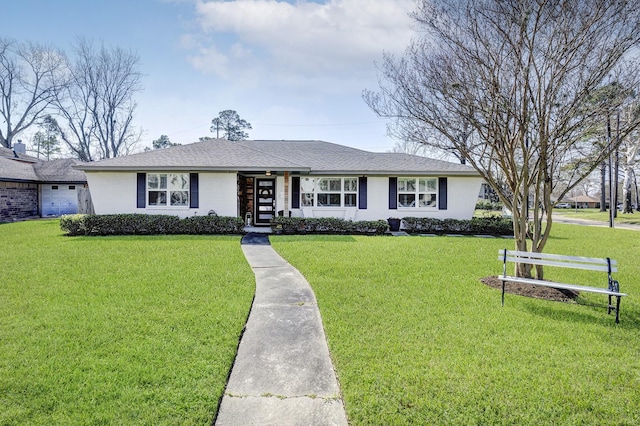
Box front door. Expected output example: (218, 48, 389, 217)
(255, 178, 276, 225)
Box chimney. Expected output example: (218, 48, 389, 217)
(13, 140, 26, 155)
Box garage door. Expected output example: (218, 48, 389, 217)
(42, 185, 79, 216)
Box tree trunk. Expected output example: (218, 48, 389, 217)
(622, 163, 635, 213)
(600, 161, 607, 211)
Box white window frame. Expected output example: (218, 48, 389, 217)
(300, 177, 358, 208)
(398, 177, 437, 209)
(147, 173, 189, 208)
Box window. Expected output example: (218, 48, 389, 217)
(299, 177, 358, 207)
(147, 173, 189, 207)
(398, 178, 437, 208)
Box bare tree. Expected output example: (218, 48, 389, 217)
(53, 39, 143, 160)
(365, 0, 640, 278)
(0, 38, 68, 149)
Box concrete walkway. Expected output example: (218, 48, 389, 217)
(552, 214, 640, 231)
(215, 234, 348, 426)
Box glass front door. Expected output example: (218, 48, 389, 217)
(255, 178, 275, 225)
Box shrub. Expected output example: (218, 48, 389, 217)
(271, 217, 388, 235)
(60, 214, 244, 236)
(401, 216, 512, 235)
(59, 214, 87, 236)
(475, 200, 503, 211)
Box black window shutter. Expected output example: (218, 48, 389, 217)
(389, 177, 397, 210)
(190, 173, 199, 208)
(292, 176, 300, 209)
(438, 177, 448, 210)
(136, 173, 146, 208)
(358, 176, 367, 209)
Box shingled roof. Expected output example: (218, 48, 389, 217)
(33, 159, 87, 182)
(76, 139, 478, 176)
(0, 146, 40, 163)
(1, 153, 87, 183)
(0, 157, 40, 181)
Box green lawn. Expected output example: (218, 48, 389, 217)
(3, 220, 640, 425)
(271, 225, 640, 425)
(554, 208, 640, 225)
(0, 220, 255, 425)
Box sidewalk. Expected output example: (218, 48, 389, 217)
(552, 214, 640, 231)
(215, 234, 348, 426)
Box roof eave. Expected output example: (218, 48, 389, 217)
(76, 165, 312, 173)
(307, 170, 481, 176)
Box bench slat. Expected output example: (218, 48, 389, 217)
(498, 249, 617, 272)
(500, 256, 613, 272)
(498, 249, 617, 265)
(498, 275, 627, 297)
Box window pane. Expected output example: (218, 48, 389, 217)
(405, 179, 416, 192)
(398, 178, 415, 192)
(318, 179, 329, 191)
(149, 191, 166, 206)
(318, 194, 341, 206)
(170, 191, 188, 206)
(159, 174, 167, 189)
(344, 178, 357, 192)
(398, 194, 415, 207)
(170, 173, 188, 190)
(148, 174, 159, 189)
(419, 193, 437, 207)
(419, 178, 427, 192)
(344, 193, 357, 207)
(427, 178, 437, 191)
(302, 193, 314, 206)
(329, 179, 341, 191)
(301, 178, 315, 192)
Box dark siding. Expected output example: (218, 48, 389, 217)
(358, 176, 367, 209)
(190, 173, 199, 208)
(136, 173, 146, 208)
(292, 176, 300, 209)
(438, 177, 448, 210)
(388, 177, 397, 210)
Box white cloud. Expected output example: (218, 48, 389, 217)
(186, 0, 414, 84)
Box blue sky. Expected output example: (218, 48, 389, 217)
(4, 0, 415, 153)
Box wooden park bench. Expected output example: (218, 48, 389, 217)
(498, 249, 627, 323)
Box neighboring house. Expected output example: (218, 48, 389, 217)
(0, 144, 89, 222)
(561, 195, 601, 209)
(76, 139, 483, 226)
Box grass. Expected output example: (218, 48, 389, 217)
(3, 220, 640, 425)
(0, 220, 254, 425)
(554, 207, 640, 225)
(270, 225, 640, 425)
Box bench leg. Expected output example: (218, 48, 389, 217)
(608, 295, 612, 315)
(615, 296, 621, 324)
(501, 280, 505, 306)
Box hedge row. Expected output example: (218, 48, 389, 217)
(475, 200, 504, 211)
(60, 214, 245, 236)
(401, 216, 513, 235)
(59, 214, 512, 237)
(271, 217, 389, 235)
